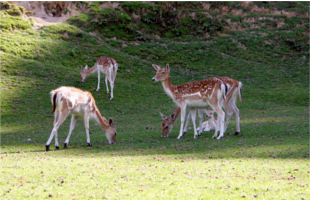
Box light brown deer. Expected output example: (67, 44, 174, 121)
(160, 107, 180, 138)
(160, 77, 242, 139)
(80, 56, 118, 100)
(197, 109, 217, 132)
(152, 64, 227, 139)
(45, 86, 117, 151)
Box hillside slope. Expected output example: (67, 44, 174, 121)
(0, 2, 309, 199)
(1, 1, 309, 149)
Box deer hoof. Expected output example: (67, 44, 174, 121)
(46, 145, 50, 151)
(194, 135, 198, 139)
(87, 143, 92, 147)
(182, 132, 186, 135)
(64, 143, 68, 149)
(234, 132, 240, 135)
(55, 146, 60, 150)
(217, 136, 223, 140)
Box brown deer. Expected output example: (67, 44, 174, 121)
(160, 107, 180, 138)
(197, 109, 217, 132)
(80, 56, 118, 100)
(152, 64, 227, 139)
(45, 86, 117, 151)
(160, 77, 242, 138)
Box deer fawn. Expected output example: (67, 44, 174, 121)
(45, 86, 117, 151)
(80, 56, 118, 100)
(197, 109, 217, 132)
(152, 64, 227, 140)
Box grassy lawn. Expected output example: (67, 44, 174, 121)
(1, 2, 309, 199)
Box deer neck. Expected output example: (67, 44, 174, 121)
(161, 75, 176, 100)
(94, 109, 109, 131)
(85, 65, 98, 76)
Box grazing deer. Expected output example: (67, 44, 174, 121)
(45, 86, 117, 151)
(162, 77, 242, 139)
(196, 109, 217, 132)
(80, 56, 118, 100)
(160, 107, 180, 138)
(152, 64, 227, 140)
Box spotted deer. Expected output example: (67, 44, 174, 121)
(197, 110, 217, 132)
(160, 107, 181, 138)
(152, 64, 227, 140)
(160, 77, 242, 139)
(80, 56, 118, 100)
(45, 86, 117, 151)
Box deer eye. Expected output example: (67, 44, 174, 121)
(165, 126, 168, 129)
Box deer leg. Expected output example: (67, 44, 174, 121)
(105, 74, 109, 94)
(197, 109, 204, 136)
(230, 100, 240, 135)
(177, 106, 186, 139)
(109, 76, 114, 101)
(183, 112, 191, 135)
(224, 109, 233, 133)
(46, 109, 69, 151)
(64, 115, 77, 148)
(213, 106, 225, 140)
(96, 70, 100, 92)
(190, 108, 198, 139)
(84, 115, 92, 146)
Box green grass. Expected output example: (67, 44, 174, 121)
(1, 2, 309, 199)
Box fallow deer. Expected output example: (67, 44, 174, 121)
(45, 86, 117, 151)
(80, 56, 118, 100)
(160, 107, 180, 138)
(197, 109, 217, 132)
(160, 77, 242, 139)
(152, 64, 227, 140)
(217, 77, 242, 135)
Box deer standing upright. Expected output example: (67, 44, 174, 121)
(152, 64, 227, 139)
(80, 56, 118, 100)
(45, 86, 117, 151)
(160, 77, 242, 138)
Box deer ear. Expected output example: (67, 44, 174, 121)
(160, 112, 166, 120)
(152, 64, 160, 71)
(85, 65, 88, 70)
(169, 113, 175, 122)
(166, 64, 170, 72)
(109, 118, 113, 126)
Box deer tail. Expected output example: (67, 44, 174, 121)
(51, 91, 58, 113)
(238, 82, 243, 102)
(221, 83, 227, 101)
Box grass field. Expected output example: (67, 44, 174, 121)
(1, 2, 309, 199)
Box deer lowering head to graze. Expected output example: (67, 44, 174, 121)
(80, 56, 118, 100)
(152, 64, 227, 140)
(45, 86, 117, 151)
(160, 107, 180, 138)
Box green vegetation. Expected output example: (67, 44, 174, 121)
(1, 2, 309, 199)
